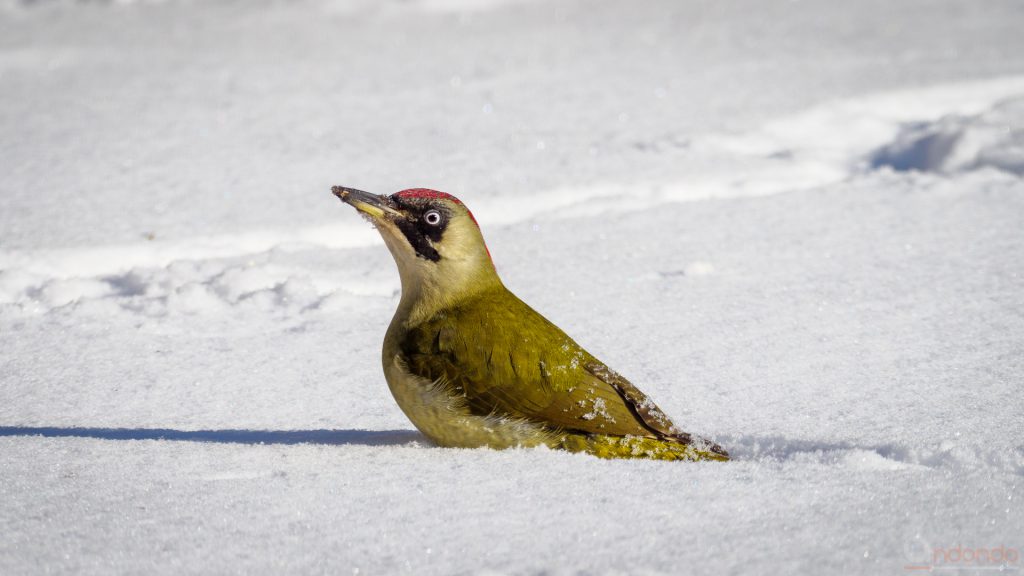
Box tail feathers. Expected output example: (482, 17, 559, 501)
(557, 433, 729, 462)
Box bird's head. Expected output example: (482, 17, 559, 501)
(333, 186, 501, 316)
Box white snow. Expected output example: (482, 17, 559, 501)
(872, 95, 1024, 175)
(1, 0, 1022, 574)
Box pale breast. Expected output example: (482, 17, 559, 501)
(382, 353, 556, 450)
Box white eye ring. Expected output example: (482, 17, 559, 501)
(424, 210, 442, 226)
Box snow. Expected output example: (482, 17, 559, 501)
(871, 96, 1024, 175)
(1, 0, 1022, 574)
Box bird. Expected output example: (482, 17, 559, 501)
(331, 185, 728, 462)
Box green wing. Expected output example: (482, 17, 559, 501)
(399, 286, 694, 441)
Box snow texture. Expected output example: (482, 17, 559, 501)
(1, 0, 1022, 574)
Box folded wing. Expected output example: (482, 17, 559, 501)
(399, 288, 726, 457)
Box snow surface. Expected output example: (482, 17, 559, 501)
(1, 0, 1023, 574)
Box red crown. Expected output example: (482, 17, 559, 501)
(394, 188, 463, 204)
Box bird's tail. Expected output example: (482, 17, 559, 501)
(556, 433, 729, 462)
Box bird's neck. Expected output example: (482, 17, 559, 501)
(391, 252, 503, 328)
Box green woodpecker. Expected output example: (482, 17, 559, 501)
(332, 186, 728, 462)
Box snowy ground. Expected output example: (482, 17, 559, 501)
(2, 0, 1023, 574)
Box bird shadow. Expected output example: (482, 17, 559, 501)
(0, 426, 426, 447)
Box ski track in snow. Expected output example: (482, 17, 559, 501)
(3, 75, 1024, 311)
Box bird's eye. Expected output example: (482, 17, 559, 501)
(423, 210, 442, 226)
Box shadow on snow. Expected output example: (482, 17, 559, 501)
(0, 426, 425, 446)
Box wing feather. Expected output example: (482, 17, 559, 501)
(399, 288, 688, 440)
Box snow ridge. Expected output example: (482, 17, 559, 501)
(4, 76, 1023, 316)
